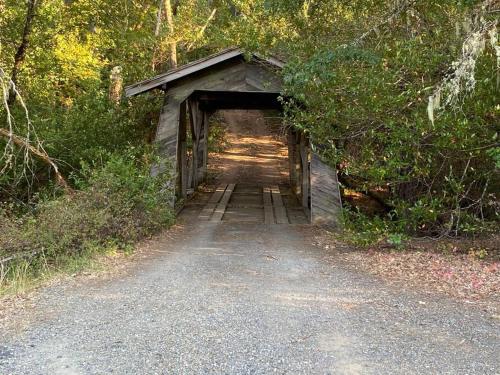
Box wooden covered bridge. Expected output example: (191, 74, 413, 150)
(125, 48, 342, 226)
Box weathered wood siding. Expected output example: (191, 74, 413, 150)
(154, 59, 290, 209)
(310, 153, 342, 226)
(168, 61, 248, 102)
(151, 95, 181, 179)
(245, 62, 282, 91)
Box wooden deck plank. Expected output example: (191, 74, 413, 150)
(274, 207, 288, 224)
(271, 186, 288, 224)
(263, 187, 275, 224)
(211, 184, 236, 222)
(198, 203, 217, 220)
(208, 184, 228, 203)
(264, 206, 275, 225)
(198, 185, 228, 220)
(263, 187, 273, 206)
(270, 186, 284, 207)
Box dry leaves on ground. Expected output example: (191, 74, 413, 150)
(314, 230, 500, 310)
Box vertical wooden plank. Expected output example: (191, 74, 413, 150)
(153, 95, 180, 206)
(189, 99, 201, 189)
(180, 141, 187, 198)
(299, 133, 310, 212)
(200, 111, 210, 182)
(310, 153, 342, 227)
(178, 101, 188, 198)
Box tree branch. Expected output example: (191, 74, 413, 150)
(0, 127, 71, 190)
(8, 0, 41, 105)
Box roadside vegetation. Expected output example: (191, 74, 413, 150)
(1, 0, 498, 294)
(0, 152, 174, 294)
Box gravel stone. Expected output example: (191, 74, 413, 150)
(0, 222, 499, 374)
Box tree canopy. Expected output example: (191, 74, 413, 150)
(0, 0, 498, 237)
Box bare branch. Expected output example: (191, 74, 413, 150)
(0, 66, 71, 191)
(186, 8, 217, 51)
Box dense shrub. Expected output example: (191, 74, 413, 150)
(282, 1, 499, 238)
(0, 152, 174, 288)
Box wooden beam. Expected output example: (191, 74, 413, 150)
(198, 184, 228, 220)
(201, 111, 209, 182)
(263, 187, 275, 224)
(211, 183, 235, 222)
(178, 101, 188, 198)
(189, 99, 202, 189)
(179, 141, 187, 198)
(271, 185, 288, 224)
(299, 134, 310, 211)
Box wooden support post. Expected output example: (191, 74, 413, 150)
(178, 101, 188, 198)
(189, 99, 202, 189)
(287, 129, 297, 190)
(201, 111, 210, 182)
(299, 133, 310, 211)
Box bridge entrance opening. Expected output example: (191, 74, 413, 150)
(179, 107, 309, 224)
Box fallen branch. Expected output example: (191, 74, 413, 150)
(1, 65, 71, 192)
(0, 127, 71, 190)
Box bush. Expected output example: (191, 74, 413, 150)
(282, 2, 499, 238)
(0, 151, 174, 291)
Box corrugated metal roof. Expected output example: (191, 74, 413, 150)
(125, 47, 284, 97)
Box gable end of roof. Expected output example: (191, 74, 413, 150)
(125, 48, 284, 97)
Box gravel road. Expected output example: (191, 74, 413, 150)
(1, 222, 499, 374)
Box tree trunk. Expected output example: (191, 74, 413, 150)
(164, 0, 177, 69)
(154, 0, 165, 36)
(8, 0, 39, 106)
(109, 66, 123, 104)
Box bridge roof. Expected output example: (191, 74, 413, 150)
(125, 47, 284, 97)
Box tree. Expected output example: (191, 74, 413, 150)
(7, 0, 40, 105)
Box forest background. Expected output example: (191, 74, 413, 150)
(0, 0, 498, 290)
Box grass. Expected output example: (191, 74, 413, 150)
(0, 241, 134, 297)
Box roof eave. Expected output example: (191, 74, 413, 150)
(124, 48, 285, 97)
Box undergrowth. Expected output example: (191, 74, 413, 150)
(208, 114, 230, 153)
(0, 151, 174, 295)
(341, 204, 498, 249)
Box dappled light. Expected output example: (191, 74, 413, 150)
(0, 1, 498, 373)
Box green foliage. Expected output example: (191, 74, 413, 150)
(1, 0, 498, 245)
(487, 147, 500, 169)
(0, 152, 174, 292)
(342, 206, 410, 248)
(208, 114, 230, 153)
(282, 0, 499, 236)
